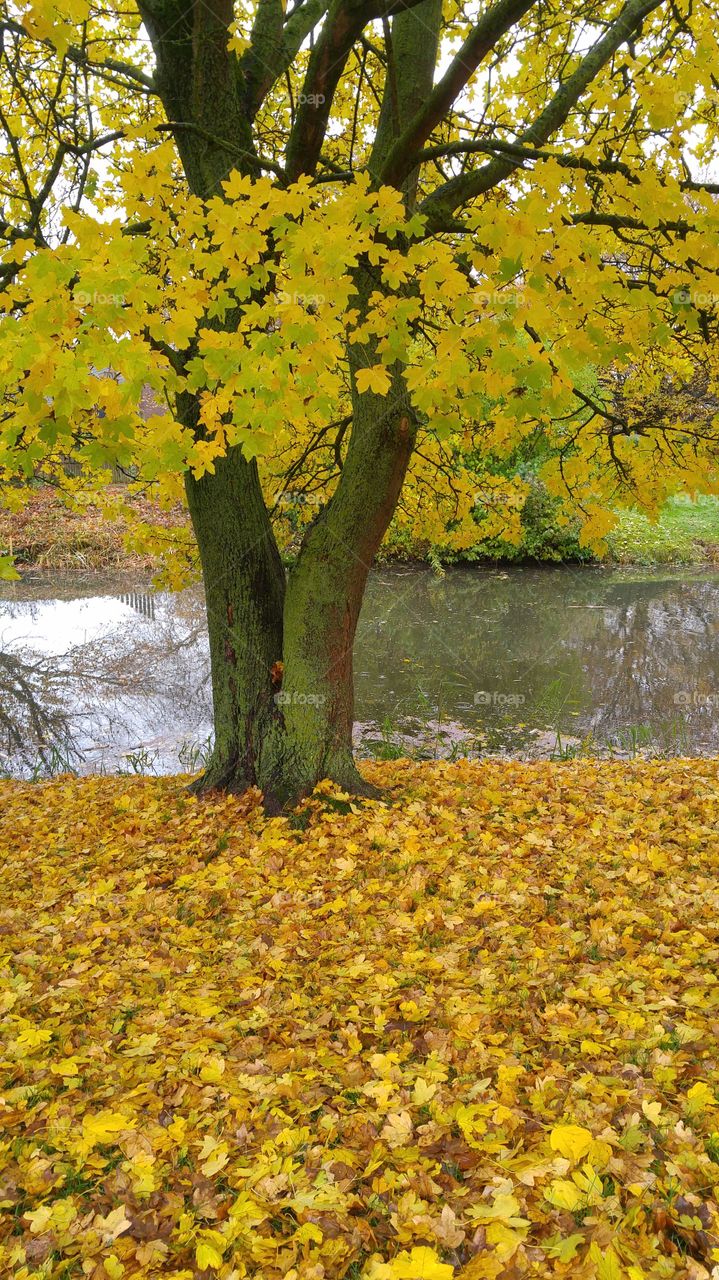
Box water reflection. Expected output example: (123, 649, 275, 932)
(0, 565, 717, 777)
(0, 583, 210, 775)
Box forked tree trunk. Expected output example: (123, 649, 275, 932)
(137, 0, 433, 808)
(184, 356, 415, 811)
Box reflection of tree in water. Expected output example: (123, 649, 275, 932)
(0, 587, 211, 776)
(357, 568, 719, 751)
(1, 571, 718, 775)
(571, 581, 719, 748)
(0, 649, 79, 773)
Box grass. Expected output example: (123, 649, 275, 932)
(606, 495, 719, 565)
(0, 487, 188, 575)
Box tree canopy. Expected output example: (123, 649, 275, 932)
(2, 0, 718, 563)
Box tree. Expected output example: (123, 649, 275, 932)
(1, 0, 718, 807)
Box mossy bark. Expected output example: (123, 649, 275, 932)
(184, 446, 285, 794)
(184, 348, 415, 810)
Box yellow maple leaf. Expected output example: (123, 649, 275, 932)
(195, 1231, 226, 1269)
(687, 1081, 717, 1112)
(199, 1055, 226, 1083)
(50, 1056, 81, 1077)
(546, 1179, 583, 1211)
(82, 1110, 134, 1145)
(355, 366, 391, 396)
(412, 1077, 436, 1105)
(549, 1123, 594, 1162)
(372, 1246, 454, 1278)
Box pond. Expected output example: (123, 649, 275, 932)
(1, 564, 718, 777)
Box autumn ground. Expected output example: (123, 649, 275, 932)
(2, 760, 719, 1279)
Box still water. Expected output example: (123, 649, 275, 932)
(1, 564, 718, 776)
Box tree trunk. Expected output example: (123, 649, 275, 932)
(184, 444, 285, 794)
(271, 367, 415, 806)
(137, 0, 426, 809)
(185, 353, 415, 811)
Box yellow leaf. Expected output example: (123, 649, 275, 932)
(580, 1039, 604, 1056)
(82, 1110, 134, 1145)
(50, 1056, 81, 1077)
(196, 1240, 224, 1270)
(687, 1081, 716, 1111)
(468, 1193, 522, 1222)
(589, 1241, 624, 1279)
(412, 1077, 436, 1105)
(202, 1144, 229, 1176)
(95, 1205, 132, 1243)
(486, 1220, 528, 1261)
(588, 1138, 613, 1170)
(296, 1222, 323, 1244)
(199, 1055, 226, 1083)
(355, 366, 391, 396)
(25, 1205, 52, 1234)
(549, 1123, 593, 1162)
(546, 1178, 583, 1211)
(381, 1110, 413, 1148)
(384, 1246, 454, 1278)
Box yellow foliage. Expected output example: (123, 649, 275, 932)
(0, 758, 719, 1278)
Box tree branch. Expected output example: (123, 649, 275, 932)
(377, 0, 539, 188)
(241, 0, 328, 118)
(284, 0, 432, 182)
(420, 0, 667, 230)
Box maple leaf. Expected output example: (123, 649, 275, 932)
(355, 367, 391, 396)
(549, 1123, 594, 1162)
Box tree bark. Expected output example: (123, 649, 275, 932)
(184, 343, 415, 809)
(266, 349, 416, 806)
(184, 443, 285, 794)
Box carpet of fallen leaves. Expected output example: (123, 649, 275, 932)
(2, 759, 719, 1280)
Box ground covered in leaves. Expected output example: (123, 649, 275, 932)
(0, 488, 188, 575)
(2, 760, 719, 1280)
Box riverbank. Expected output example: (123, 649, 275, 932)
(0, 487, 189, 576)
(2, 487, 719, 576)
(1, 758, 718, 1279)
(604, 495, 719, 566)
